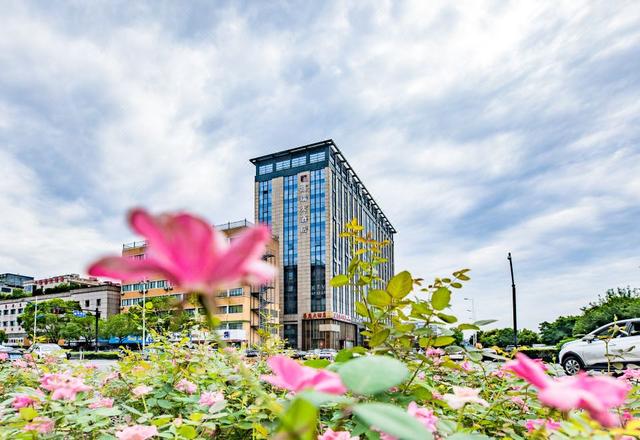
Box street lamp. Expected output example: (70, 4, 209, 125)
(463, 297, 477, 345)
(139, 280, 147, 350)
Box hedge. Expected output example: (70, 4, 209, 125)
(68, 351, 120, 360)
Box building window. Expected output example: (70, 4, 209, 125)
(96, 299, 101, 306)
(228, 288, 243, 297)
(221, 321, 244, 330)
(284, 324, 298, 348)
(258, 180, 272, 225)
(85, 300, 90, 308)
(310, 151, 326, 163)
(259, 164, 273, 175)
(284, 267, 297, 315)
(228, 305, 243, 313)
(291, 156, 307, 167)
(275, 160, 291, 171)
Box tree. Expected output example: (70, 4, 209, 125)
(0, 329, 7, 344)
(478, 328, 540, 348)
(573, 287, 640, 335)
(18, 299, 82, 343)
(538, 315, 578, 345)
(61, 315, 97, 346)
(101, 313, 138, 343)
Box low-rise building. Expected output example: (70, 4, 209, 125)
(0, 284, 121, 346)
(23, 274, 103, 292)
(120, 219, 280, 347)
(0, 273, 34, 295)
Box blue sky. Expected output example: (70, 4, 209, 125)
(1, 1, 639, 329)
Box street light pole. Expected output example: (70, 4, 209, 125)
(33, 295, 38, 344)
(508, 252, 518, 347)
(463, 297, 476, 345)
(94, 307, 100, 352)
(141, 280, 147, 350)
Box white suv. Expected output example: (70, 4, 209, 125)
(559, 319, 640, 375)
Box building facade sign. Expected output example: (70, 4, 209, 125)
(302, 311, 352, 323)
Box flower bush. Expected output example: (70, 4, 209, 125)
(1, 209, 639, 439)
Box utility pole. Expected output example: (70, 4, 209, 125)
(33, 295, 38, 344)
(508, 252, 518, 347)
(141, 281, 147, 351)
(94, 307, 100, 352)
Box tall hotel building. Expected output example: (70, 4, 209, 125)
(250, 140, 395, 350)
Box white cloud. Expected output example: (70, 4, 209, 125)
(0, 1, 639, 330)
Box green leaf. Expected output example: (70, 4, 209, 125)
(355, 301, 369, 317)
(339, 356, 408, 395)
(368, 289, 392, 307)
(474, 319, 497, 326)
(431, 287, 451, 310)
(467, 351, 483, 362)
(457, 323, 480, 331)
(19, 407, 38, 421)
(387, 271, 413, 299)
(447, 434, 492, 440)
(296, 390, 354, 406)
(353, 403, 432, 440)
(437, 313, 457, 323)
(334, 349, 354, 363)
(330, 274, 350, 287)
(178, 425, 197, 439)
(278, 397, 318, 440)
(369, 329, 390, 346)
(433, 336, 455, 347)
(450, 282, 462, 289)
(304, 359, 330, 369)
(157, 399, 172, 409)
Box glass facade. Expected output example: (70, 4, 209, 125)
(258, 180, 272, 225)
(310, 169, 326, 312)
(283, 175, 298, 315)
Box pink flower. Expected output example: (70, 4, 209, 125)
(132, 385, 153, 397)
(443, 386, 489, 409)
(621, 368, 640, 382)
(199, 391, 224, 406)
(426, 348, 445, 357)
(511, 396, 529, 412)
(175, 379, 197, 394)
(417, 371, 426, 380)
(460, 361, 473, 371)
(407, 402, 438, 432)
(318, 428, 359, 440)
(375, 402, 438, 440)
(115, 425, 158, 440)
(23, 417, 54, 434)
(89, 397, 114, 409)
(40, 372, 91, 400)
(261, 356, 346, 394)
(88, 208, 275, 294)
(524, 419, 561, 433)
(623, 410, 633, 423)
(432, 391, 443, 400)
(0, 353, 8, 361)
(14, 359, 29, 368)
(12, 394, 37, 409)
(506, 353, 630, 427)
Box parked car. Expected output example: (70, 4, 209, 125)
(0, 345, 23, 360)
(305, 349, 337, 360)
(27, 343, 68, 360)
(244, 349, 260, 358)
(291, 350, 307, 359)
(559, 318, 640, 375)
